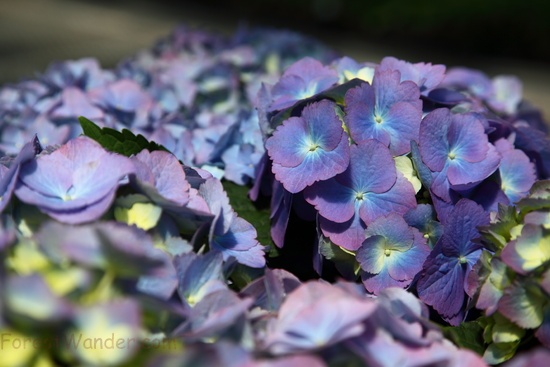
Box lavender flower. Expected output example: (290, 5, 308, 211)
(15, 136, 135, 224)
(344, 69, 422, 155)
(305, 140, 416, 250)
(265, 100, 350, 194)
(268, 57, 338, 112)
(419, 108, 500, 203)
(263, 280, 377, 355)
(357, 213, 430, 294)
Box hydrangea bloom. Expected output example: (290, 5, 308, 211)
(15, 136, 135, 223)
(344, 69, 422, 155)
(357, 213, 430, 294)
(265, 100, 350, 193)
(200, 178, 265, 267)
(268, 57, 338, 112)
(263, 280, 377, 355)
(378, 56, 446, 96)
(305, 140, 416, 250)
(418, 108, 500, 203)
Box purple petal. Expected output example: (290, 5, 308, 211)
(266, 116, 309, 168)
(447, 143, 500, 187)
(447, 113, 490, 163)
(419, 108, 451, 172)
(16, 136, 135, 216)
(358, 172, 417, 225)
(271, 133, 349, 193)
(319, 211, 367, 251)
(496, 140, 536, 203)
(131, 149, 190, 206)
(50, 87, 104, 119)
(416, 250, 467, 325)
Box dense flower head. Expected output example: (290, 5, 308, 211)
(1, 22, 550, 366)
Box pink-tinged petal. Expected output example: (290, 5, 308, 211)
(264, 281, 377, 355)
(342, 141, 396, 193)
(16, 137, 135, 215)
(373, 70, 420, 109)
(344, 83, 379, 144)
(535, 306, 550, 348)
(90, 79, 152, 112)
(476, 258, 509, 315)
(302, 100, 344, 152)
(132, 149, 190, 206)
(379, 56, 446, 94)
(269, 57, 338, 111)
(497, 281, 545, 329)
(50, 87, 104, 119)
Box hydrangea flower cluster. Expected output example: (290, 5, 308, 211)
(257, 54, 549, 362)
(1, 23, 549, 366)
(0, 132, 482, 366)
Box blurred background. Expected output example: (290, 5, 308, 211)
(1, 0, 549, 117)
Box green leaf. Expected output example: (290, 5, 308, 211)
(229, 263, 264, 290)
(78, 116, 169, 157)
(479, 204, 520, 251)
(483, 341, 520, 365)
(443, 319, 487, 356)
(318, 234, 359, 279)
(222, 181, 274, 252)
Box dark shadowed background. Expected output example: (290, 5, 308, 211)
(1, 0, 549, 117)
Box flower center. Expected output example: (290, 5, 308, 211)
(384, 249, 391, 257)
(374, 115, 383, 124)
(355, 192, 365, 201)
(61, 194, 73, 201)
(448, 151, 456, 160)
(458, 255, 468, 264)
(308, 143, 320, 152)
